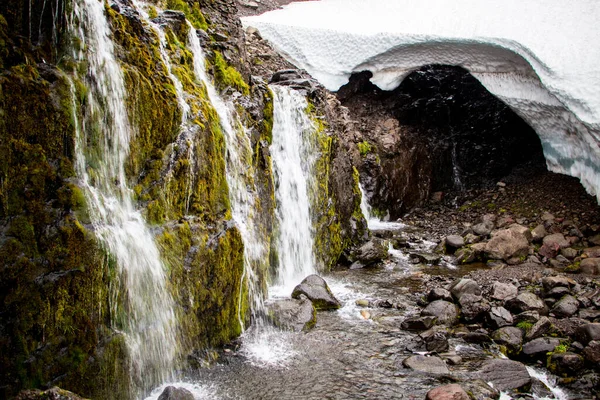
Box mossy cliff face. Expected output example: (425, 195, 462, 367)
(0, 0, 274, 398)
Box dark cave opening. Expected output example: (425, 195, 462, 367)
(338, 65, 546, 218)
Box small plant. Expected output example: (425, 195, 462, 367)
(516, 321, 533, 332)
(357, 140, 372, 156)
(553, 343, 569, 353)
(213, 51, 249, 95)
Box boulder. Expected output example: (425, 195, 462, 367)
(354, 238, 388, 266)
(158, 387, 194, 400)
(479, 359, 531, 391)
(428, 288, 453, 303)
(575, 323, 600, 345)
(15, 387, 88, 400)
(487, 306, 513, 329)
(543, 233, 570, 249)
(492, 326, 523, 355)
(522, 337, 562, 357)
(561, 247, 579, 260)
(450, 278, 481, 300)
(460, 380, 499, 400)
(421, 300, 460, 326)
(542, 276, 575, 291)
(445, 235, 465, 250)
(491, 281, 518, 301)
(551, 295, 579, 318)
(267, 296, 316, 332)
(582, 340, 600, 364)
(484, 229, 529, 261)
(473, 220, 494, 236)
(514, 311, 540, 324)
(583, 247, 600, 258)
(402, 355, 449, 374)
(580, 258, 600, 275)
(458, 293, 490, 321)
(401, 316, 437, 331)
(455, 247, 476, 264)
(545, 286, 571, 299)
(463, 331, 492, 344)
(291, 274, 341, 310)
(425, 384, 469, 400)
(509, 223, 533, 242)
(549, 352, 584, 375)
(410, 252, 442, 265)
(525, 316, 553, 341)
(420, 327, 450, 353)
(506, 292, 548, 315)
(531, 224, 547, 242)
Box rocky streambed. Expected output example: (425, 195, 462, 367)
(156, 165, 598, 400)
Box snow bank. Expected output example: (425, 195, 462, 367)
(242, 0, 600, 199)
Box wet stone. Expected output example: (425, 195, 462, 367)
(291, 274, 342, 310)
(491, 326, 523, 354)
(506, 292, 547, 315)
(525, 316, 553, 341)
(428, 287, 453, 303)
(551, 294, 579, 318)
(479, 359, 531, 392)
(425, 384, 469, 400)
(421, 300, 460, 326)
(522, 337, 562, 357)
(401, 315, 437, 331)
(486, 306, 513, 329)
(402, 355, 449, 374)
(158, 386, 194, 400)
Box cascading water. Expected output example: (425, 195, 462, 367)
(358, 183, 404, 230)
(269, 85, 319, 296)
(68, 0, 177, 395)
(185, 22, 267, 328)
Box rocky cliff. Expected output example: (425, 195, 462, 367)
(0, 0, 362, 398)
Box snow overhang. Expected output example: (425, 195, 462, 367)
(242, 0, 600, 200)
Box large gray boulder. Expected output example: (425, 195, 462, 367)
(291, 274, 341, 310)
(445, 235, 465, 250)
(506, 292, 548, 315)
(522, 337, 562, 357)
(402, 355, 449, 374)
(473, 220, 494, 236)
(450, 278, 481, 301)
(458, 293, 490, 321)
(479, 359, 531, 391)
(491, 281, 518, 301)
(421, 300, 460, 326)
(575, 323, 600, 345)
(492, 326, 523, 355)
(354, 238, 388, 266)
(525, 316, 553, 341)
(484, 229, 530, 261)
(158, 386, 194, 400)
(551, 294, 579, 317)
(487, 306, 513, 329)
(267, 296, 316, 332)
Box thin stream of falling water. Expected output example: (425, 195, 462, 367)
(186, 23, 267, 327)
(358, 182, 404, 230)
(68, 0, 178, 396)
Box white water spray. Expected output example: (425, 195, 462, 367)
(358, 183, 404, 230)
(69, 0, 177, 394)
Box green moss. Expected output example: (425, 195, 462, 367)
(516, 321, 533, 332)
(147, 6, 158, 19)
(565, 261, 580, 273)
(165, 0, 208, 31)
(357, 140, 372, 156)
(213, 51, 250, 96)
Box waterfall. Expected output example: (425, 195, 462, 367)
(269, 85, 318, 296)
(186, 23, 267, 327)
(68, 0, 177, 395)
(358, 183, 405, 230)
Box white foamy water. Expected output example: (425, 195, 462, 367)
(144, 382, 216, 400)
(358, 183, 405, 231)
(527, 366, 569, 400)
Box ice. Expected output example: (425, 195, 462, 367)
(242, 0, 600, 199)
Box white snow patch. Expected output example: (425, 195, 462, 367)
(243, 0, 600, 200)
